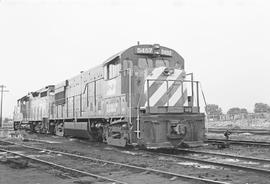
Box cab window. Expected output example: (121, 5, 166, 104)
(175, 61, 182, 69)
(155, 60, 165, 67)
(138, 58, 153, 69)
(105, 58, 120, 80)
(147, 58, 153, 68)
(155, 59, 169, 67)
(138, 58, 148, 69)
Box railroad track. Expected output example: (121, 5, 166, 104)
(176, 148, 270, 163)
(145, 148, 270, 176)
(166, 148, 270, 174)
(0, 139, 228, 184)
(207, 128, 270, 135)
(0, 141, 127, 184)
(206, 138, 270, 146)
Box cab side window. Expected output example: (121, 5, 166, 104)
(105, 58, 120, 80)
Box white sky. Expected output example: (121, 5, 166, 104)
(0, 0, 270, 117)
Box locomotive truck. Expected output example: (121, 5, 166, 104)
(13, 44, 205, 148)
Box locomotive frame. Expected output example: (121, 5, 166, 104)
(14, 44, 205, 148)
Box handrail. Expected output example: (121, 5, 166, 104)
(147, 79, 200, 83)
(145, 79, 201, 112)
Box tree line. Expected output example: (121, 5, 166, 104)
(206, 103, 270, 116)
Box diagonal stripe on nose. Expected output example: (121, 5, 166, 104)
(143, 69, 185, 107)
(153, 70, 185, 106)
(144, 67, 167, 96)
(174, 88, 188, 106)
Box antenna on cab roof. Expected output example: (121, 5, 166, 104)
(137, 41, 140, 45)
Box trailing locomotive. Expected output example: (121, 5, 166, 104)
(14, 44, 205, 148)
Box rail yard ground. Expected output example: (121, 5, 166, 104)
(206, 119, 270, 142)
(1, 125, 270, 184)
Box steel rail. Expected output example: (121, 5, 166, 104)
(0, 147, 127, 184)
(0, 140, 229, 184)
(154, 151, 270, 175)
(207, 128, 270, 135)
(207, 128, 270, 132)
(206, 138, 270, 146)
(177, 148, 270, 163)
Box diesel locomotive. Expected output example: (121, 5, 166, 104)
(13, 44, 205, 148)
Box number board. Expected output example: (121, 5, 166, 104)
(160, 49, 172, 56)
(136, 47, 153, 54)
(136, 47, 172, 57)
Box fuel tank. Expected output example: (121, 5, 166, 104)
(64, 122, 91, 139)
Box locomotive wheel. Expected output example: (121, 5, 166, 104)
(55, 123, 64, 137)
(34, 123, 42, 133)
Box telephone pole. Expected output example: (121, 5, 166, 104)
(0, 85, 9, 127)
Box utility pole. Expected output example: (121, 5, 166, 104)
(0, 85, 9, 127)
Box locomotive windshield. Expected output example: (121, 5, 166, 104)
(138, 58, 180, 69)
(138, 58, 153, 69)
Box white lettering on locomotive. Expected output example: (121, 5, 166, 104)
(161, 49, 172, 56)
(106, 100, 119, 113)
(136, 47, 153, 54)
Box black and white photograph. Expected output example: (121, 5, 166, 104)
(0, 0, 270, 183)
